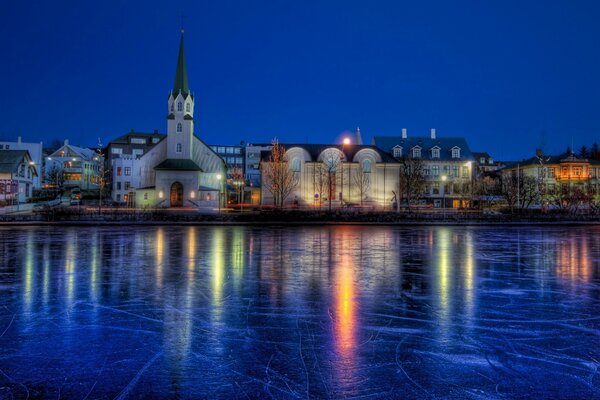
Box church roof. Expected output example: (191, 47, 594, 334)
(172, 33, 189, 97)
(154, 159, 202, 171)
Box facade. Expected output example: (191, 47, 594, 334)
(134, 32, 226, 208)
(0, 137, 43, 188)
(45, 140, 103, 191)
(0, 150, 37, 203)
(502, 151, 600, 206)
(106, 130, 166, 203)
(372, 129, 476, 208)
(245, 144, 272, 205)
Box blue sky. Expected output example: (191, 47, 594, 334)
(1, 0, 599, 160)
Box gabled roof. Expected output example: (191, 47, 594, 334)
(48, 143, 96, 160)
(372, 136, 475, 161)
(154, 159, 202, 171)
(0, 150, 36, 175)
(503, 152, 591, 169)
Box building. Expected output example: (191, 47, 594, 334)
(134, 31, 226, 208)
(45, 140, 104, 191)
(372, 129, 476, 208)
(106, 130, 166, 204)
(245, 143, 272, 205)
(0, 137, 43, 188)
(210, 144, 246, 203)
(0, 150, 37, 203)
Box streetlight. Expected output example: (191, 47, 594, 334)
(441, 175, 447, 212)
(216, 173, 222, 213)
(341, 137, 351, 207)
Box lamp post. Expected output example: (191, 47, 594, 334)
(441, 175, 447, 214)
(216, 173, 222, 213)
(341, 137, 351, 207)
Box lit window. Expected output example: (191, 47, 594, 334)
(362, 159, 371, 173)
(176, 143, 182, 153)
(186, 103, 190, 112)
(393, 146, 402, 158)
(124, 167, 131, 176)
(177, 102, 183, 112)
(432, 166, 439, 176)
(177, 123, 182, 133)
(117, 167, 122, 176)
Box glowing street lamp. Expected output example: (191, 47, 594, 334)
(441, 175, 447, 210)
(341, 137, 351, 206)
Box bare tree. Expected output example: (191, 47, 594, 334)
(502, 172, 538, 212)
(45, 165, 65, 195)
(230, 166, 245, 205)
(261, 139, 298, 207)
(312, 163, 328, 209)
(352, 167, 371, 206)
(397, 156, 426, 212)
(320, 148, 342, 212)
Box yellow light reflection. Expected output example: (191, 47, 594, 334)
(90, 232, 99, 303)
(334, 229, 357, 357)
(65, 234, 76, 306)
(232, 228, 244, 285)
(436, 228, 450, 335)
(211, 228, 225, 319)
(464, 230, 475, 324)
(23, 231, 34, 315)
(556, 234, 592, 288)
(155, 227, 165, 289)
(187, 226, 196, 273)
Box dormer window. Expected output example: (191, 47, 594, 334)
(177, 102, 183, 112)
(177, 123, 182, 133)
(480, 157, 485, 164)
(451, 147, 461, 159)
(431, 147, 440, 159)
(412, 146, 421, 159)
(186, 103, 191, 113)
(393, 146, 402, 158)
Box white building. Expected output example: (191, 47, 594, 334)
(0, 137, 43, 188)
(0, 150, 37, 203)
(45, 140, 104, 191)
(134, 31, 225, 208)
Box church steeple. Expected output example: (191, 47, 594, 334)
(172, 30, 189, 97)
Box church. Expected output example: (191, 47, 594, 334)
(134, 31, 226, 208)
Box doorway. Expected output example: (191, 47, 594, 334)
(170, 182, 183, 207)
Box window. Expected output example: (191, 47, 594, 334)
(0, 145, 3, 149)
(116, 182, 122, 190)
(144, 192, 148, 200)
(111, 147, 123, 155)
(5, 145, 8, 149)
(432, 183, 440, 194)
(186, 103, 190, 112)
(236, 157, 243, 164)
(362, 159, 372, 173)
(176, 143, 182, 153)
(226, 147, 234, 154)
(234, 148, 241, 154)
(117, 194, 121, 202)
(574, 166, 583, 177)
(431, 148, 440, 158)
(452, 148, 461, 158)
(480, 157, 485, 164)
(452, 166, 459, 177)
(548, 168, 555, 178)
(432, 165, 439, 176)
(177, 102, 183, 112)
(117, 167, 122, 176)
(412, 147, 421, 158)
(124, 182, 130, 190)
(462, 166, 469, 178)
(393, 146, 402, 158)
(132, 149, 144, 157)
(130, 138, 146, 144)
(177, 123, 182, 133)
(292, 158, 301, 172)
(152, 138, 160, 144)
(124, 167, 131, 176)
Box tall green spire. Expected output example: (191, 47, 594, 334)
(172, 31, 189, 97)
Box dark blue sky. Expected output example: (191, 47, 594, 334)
(1, 0, 599, 160)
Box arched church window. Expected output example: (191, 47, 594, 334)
(291, 158, 301, 172)
(177, 123, 182, 133)
(176, 143, 182, 153)
(177, 102, 183, 112)
(186, 103, 190, 112)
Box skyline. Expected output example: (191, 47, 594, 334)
(1, 1, 600, 160)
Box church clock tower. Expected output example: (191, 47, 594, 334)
(166, 30, 194, 159)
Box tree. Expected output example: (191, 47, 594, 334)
(312, 163, 328, 209)
(592, 142, 600, 161)
(396, 155, 426, 212)
(261, 139, 298, 207)
(230, 166, 245, 205)
(45, 165, 64, 194)
(501, 172, 538, 212)
(352, 167, 371, 206)
(579, 145, 589, 159)
(320, 148, 342, 212)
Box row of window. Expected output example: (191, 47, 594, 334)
(225, 157, 243, 165)
(116, 167, 132, 176)
(423, 165, 470, 178)
(211, 146, 242, 155)
(393, 146, 461, 159)
(0, 144, 10, 149)
(115, 181, 131, 191)
(171, 101, 191, 113)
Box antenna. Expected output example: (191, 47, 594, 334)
(180, 15, 185, 33)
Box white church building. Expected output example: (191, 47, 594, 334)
(134, 31, 226, 208)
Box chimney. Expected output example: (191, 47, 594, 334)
(401, 128, 407, 139)
(431, 128, 436, 139)
(17, 136, 21, 143)
(64, 139, 69, 146)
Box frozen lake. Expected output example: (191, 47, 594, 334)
(0, 225, 599, 399)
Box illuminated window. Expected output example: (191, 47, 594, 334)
(124, 167, 131, 176)
(432, 165, 439, 176)
(117, 167, 122, 176)
(177, 123, 182, 133)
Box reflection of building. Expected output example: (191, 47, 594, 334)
(133, 32, 226, 208)
(0, 150, 38, 203)
(45, 140, 103, 191)
(0, 137, 43, 189)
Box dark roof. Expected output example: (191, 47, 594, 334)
(0, 150, 30, 173)
(172, 33, 189, 97)
(261, 143, 397, 163)
(154, 159, 202, 171)
(109, 131, 166, 145)
(503, 152, 592, 169)
(198, 185, 219, 191)
(372, 136, 476, 162)
(472, 152, 491, 160)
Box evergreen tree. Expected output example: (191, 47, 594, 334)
(592, 142, 600, 160)
(579, 145, 589, 158)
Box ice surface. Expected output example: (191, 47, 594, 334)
(0, 225, 599, 399)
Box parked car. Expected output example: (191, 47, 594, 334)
(70, 190, 82, 206)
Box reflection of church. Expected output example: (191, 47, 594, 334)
(135, 31, 225, 208)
